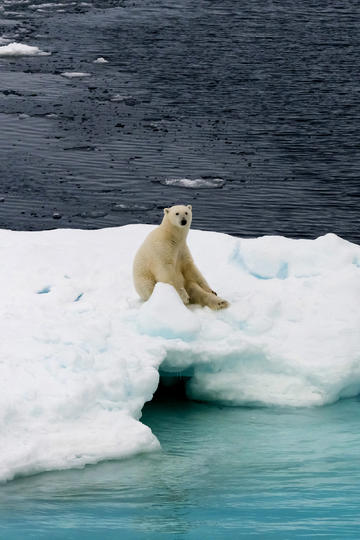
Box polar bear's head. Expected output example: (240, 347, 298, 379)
(164, 205, 192, 229)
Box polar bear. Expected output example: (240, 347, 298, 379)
(133, 205, 229, 310)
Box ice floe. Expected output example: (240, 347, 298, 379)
(161, 177, 225, 188)
(60, 71, 91, 78)
(0, 42, 51, 56)
(1, 225, 359, 481)
(93, 57, 108, 64)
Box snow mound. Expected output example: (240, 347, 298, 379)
(137, 283, 201, 340)
(0, 42, 51, 56)
(1, 225, 360, 482)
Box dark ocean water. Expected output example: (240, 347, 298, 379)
(1, 4, 360, 539)
(0, 0, 359, 242)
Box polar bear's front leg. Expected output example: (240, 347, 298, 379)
(188, 268, 217, 296)
(182, 253, 216, 295)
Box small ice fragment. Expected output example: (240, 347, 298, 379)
(80, 210, 108, 219)
(160, 177, 225, 189)
(61, 72, 91, 78)
(0, 42, 51, 56)
(94, 57, 108, 64)
(112, 203, 155, 212)
(110, 94, 130, 102)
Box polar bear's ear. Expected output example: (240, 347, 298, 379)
(187, 205, 192, 211)
(164, 207, 170, 215)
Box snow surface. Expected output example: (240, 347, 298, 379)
(0, 42, 51, 56)
(1, 225, 360, 482)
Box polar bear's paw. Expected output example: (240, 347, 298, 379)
(208, 295, 229, 310)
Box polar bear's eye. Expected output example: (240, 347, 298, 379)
(185, 212, 188, 215)
(176, 212, 179, 215)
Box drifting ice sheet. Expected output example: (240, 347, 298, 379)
(0, 225, 359, 482)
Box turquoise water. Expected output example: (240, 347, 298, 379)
(1, 397, 360, 539)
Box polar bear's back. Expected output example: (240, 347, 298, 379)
(133, 227, 168, 299)
(133, 229, 157, 279)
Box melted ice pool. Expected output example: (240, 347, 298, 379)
(1, 396, 360, 539)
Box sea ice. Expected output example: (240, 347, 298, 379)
(29, 3, 70, 9)
(161, 177, 225, 188)
(0, 42, 51, 56)
(1, 225, 359, 482)
(60, 72, 91, 78)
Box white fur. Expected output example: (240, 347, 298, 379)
(133, 205, 229, 310)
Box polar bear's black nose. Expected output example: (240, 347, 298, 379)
(181, 219, 187, 226)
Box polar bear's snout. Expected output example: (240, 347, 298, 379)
(181, 218, 187, 226)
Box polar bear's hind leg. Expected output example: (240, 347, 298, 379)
(135, 277, 156, 302)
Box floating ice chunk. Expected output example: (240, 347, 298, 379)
(0, 42, 51, 56)
(30, 3, 70, 9)
(0, 225, 360, 482)
(161, 177, 225, 188)
(61, 72, 91, 78)
(110, 94, 134, 102)
(137, 283, 201, 340)
(112, 203, 155, 212)
(94, 57, 108, 64)
(111, 94, 127, 101)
